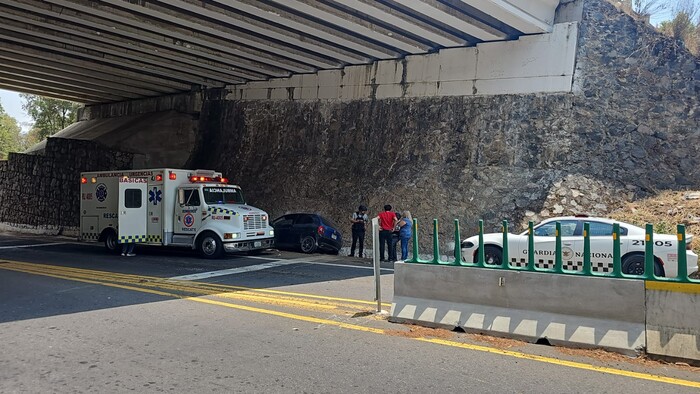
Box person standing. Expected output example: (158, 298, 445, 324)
(398, 210, 413, 261)
(349, 205, 368, 257)
(377, 205, 397, 262)
(121, 242, 136, 257)
(390, 211, 401, 262)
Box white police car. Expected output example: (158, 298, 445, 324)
(460, 216, 698, 278)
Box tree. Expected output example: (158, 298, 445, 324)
(658, 0, 699, 55)
(20, 94, 81, 141)
(615, 0, 668, 19)
(0, 101, 22, 160)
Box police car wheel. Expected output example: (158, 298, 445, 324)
(622, 254, 664, 277)
(198, 232, 223, 259)
(476, 245, 502, 265)
(300, 236, 317, 254)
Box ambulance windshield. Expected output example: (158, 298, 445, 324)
(203, 187, 245, 205)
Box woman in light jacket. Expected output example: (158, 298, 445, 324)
(397, 211, 413, 261)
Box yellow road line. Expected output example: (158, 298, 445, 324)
(419, 338, 700, 388)
(2, 262, 699, 388)
(645, 280, 700, 294)
(0, 262, 384, 313)
(0, 263, 342, 311)
(0, 260, 391, 307)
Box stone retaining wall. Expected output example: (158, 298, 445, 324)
(0, 138, 133, 234)
(193, 0, 700, 251)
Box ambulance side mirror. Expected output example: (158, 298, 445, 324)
(178, 189, 185, 206)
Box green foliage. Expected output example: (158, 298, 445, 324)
(0, 101, 22, 160)
(658, 1, 699, 55)
(20, 94, 80, 141)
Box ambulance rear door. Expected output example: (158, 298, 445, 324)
(118, 177, 148, 244)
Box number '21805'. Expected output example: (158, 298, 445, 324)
(632, 240, 672, 247)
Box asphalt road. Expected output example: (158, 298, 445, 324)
(0, 234, 698, 393)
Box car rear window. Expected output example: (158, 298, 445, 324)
(320, 216, 337, 228)
(296, 215, 316, 225)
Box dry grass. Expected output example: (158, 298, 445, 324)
(384, 324, 456, 340)
(609, 190, 700, 255)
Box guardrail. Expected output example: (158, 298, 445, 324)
(405, 218, 699, 283)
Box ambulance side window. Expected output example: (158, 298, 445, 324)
(183, 189, 201, 207)
(124, 189, 142, 208)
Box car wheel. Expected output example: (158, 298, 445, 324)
(476, 245, 503, 265)
(103, 230, 119, 254)
(621, 254, 664, 277)
(300, 236, 317, 253)
(198, 232, 224, 259)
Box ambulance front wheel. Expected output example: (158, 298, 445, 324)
(197, 232, 224, 259)
(103, 230, 119, 254)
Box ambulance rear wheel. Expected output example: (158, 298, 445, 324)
(198, 232, 223, 259)
(104, 230, 119, 254)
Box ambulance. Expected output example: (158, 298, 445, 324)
(79, 169, 275, 258)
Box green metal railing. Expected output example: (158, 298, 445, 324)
(404, 218, 699, 283)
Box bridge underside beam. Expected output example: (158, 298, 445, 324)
(0, 0, 561, 103)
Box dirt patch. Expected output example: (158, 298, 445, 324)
(556, 347, 700, 372)
(385, 324, 456, 339)
(609, 190, 700, 258)
(468, 333, 526, 349)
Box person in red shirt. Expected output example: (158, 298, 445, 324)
(377, 204, 398, 262)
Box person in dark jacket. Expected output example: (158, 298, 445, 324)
(349, 205, 368, 257)
(390, 211, 401, 262)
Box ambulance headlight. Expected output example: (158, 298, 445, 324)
(269, 230, 274, 236)
(224, 233, 240, 240)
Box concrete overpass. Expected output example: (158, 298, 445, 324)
(0, 0, 561, 104)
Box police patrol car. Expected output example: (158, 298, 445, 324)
(80, 169, 274, 258)
(460, 216, 698, 278)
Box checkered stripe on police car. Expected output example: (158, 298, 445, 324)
(81, 232, 99, 241)
(510, 258, 554, 269)
(510, 259, 579, 271)
(592, 262, 614, 273)
(207, 207, 237, 215)
(119, 235, 148, 243)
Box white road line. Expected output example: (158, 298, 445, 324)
(169, 261, 298, 280)
(170, 256, 394, 280)
(243, 254, 394, 271)
(296, 260, 395, 272)
(243, 255, 282, 261)
(0, 242, 67, 250)
(168, 256, 324, 280)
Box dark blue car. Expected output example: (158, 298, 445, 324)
(272, 213, 342, 254)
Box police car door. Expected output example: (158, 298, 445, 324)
(118, 178, 148, 244)
(526, 220, 580, 270)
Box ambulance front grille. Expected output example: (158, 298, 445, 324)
(244, 214, 266, 230)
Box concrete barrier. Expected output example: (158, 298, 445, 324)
(645, 281, 700, 362)
(390, 262, 646, 355)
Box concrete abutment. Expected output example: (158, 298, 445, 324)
(0, 0, 698, 253)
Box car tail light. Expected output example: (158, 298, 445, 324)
(317, 226, 324, 236)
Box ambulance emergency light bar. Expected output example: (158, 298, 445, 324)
(80, 171, 228, 184)
(189, 175, 228, 184)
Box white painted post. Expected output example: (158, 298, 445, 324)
(372, 217, 381, 313)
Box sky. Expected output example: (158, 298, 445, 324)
(0, 89, 32, 133)
(0, 0, 691, 132)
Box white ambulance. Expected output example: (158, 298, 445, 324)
(79, 169, 274, 258)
